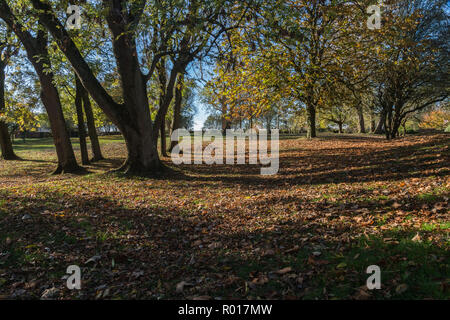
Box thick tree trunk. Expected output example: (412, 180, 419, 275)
(356, 105, 366, 133)
(338, 122, 343, 134)
(75, 77, 90, 165)
(80, 87, 103, 161)
(120, 125, 162, 174)
(0, 122, 18, 160)
(391, 117, 402, 139)
(385, 109, 393, 140)
(306, 104, 317, 138)
(108, 14, 164, 174)
(0, 60, 18, 160)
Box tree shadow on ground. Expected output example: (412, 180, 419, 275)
(0, 187, 447, 299)
(165, 134, 449, 189)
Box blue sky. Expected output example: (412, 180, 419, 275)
(193, 102, 208, 130)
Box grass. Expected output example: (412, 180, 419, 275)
(0, 133, 448, 300)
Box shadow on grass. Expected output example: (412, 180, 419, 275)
(166, 134, 449, 189)
(214, 229, 449, 299)
(0, 188, 448, 299)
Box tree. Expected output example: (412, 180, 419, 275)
(0, 25, 19, 160)
(420, 108, 450, 131)
(0, 0, 81, 173)
(170, 73, 184, 151)
(257, 0, 354, 138)
(75, 75, 89, 165)
(32, 0, 246, 174)
(10, 102, 39, 142)
(81, 86, 104, 161)
(369, 0, 449, 139)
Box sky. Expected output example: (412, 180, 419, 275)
(193, 102, 208, 130)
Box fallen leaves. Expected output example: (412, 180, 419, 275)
(308, 257, 330, 266)
(395, 284, 408, 295)
(40, 287, 59, 300)
(85, 255, 101, 265)
(176, 281, 193, 293)
(411, 233, 422, 242)
(274, 267, 293, 275)
(0, 134, 448, 300)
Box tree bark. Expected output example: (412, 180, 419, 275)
(0, 59, 18, 160)
(157, 60, 169, 157)
(374, 110, 386, 134)
(391, 116, 402, 139)
(80, 85, 103, 161)
(356, 105, 366, 133)
(170, 74, 184, 151)
(0, 122, 17, 160)
(370, 109, 376, 133)
(221, 101, 231, 135)
(75, 76, 90, 165)
(160, 116, 167, 157)
(306, 104, 317, 138)
(40, 71, 80, 173)
(153, 61, 181, 145)
(119, 125, 162, 174)
(385, 108, 393, 140)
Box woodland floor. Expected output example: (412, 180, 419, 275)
(0, 133, 448, 300)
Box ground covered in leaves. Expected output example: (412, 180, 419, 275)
(0, 133, 448, 300)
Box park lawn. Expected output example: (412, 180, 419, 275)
(0, 133, 448, 300)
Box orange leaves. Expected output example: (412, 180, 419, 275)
(0, 133, 448, 299)
(420, 109, 450, 131)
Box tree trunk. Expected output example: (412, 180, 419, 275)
(0, 60, 18, 160)
(306, 104, 317, 138)
(156, 64, 169, 158)
(153, 59, 181, 145)
(221, 108, 231, 135)
(374, 110, 386, 134)
(160, 116, 167, 157)
(170, 74, 184, 151)
(81, 87, 103, 161)
(119, 125, 162, 174)
(385, 108, 393, 140)
(40, 72, 81, 173)
(391, 117, 402, 139)
(75, 76, 90, 165)
(338, 122, 343, 134)
(356, 105, 366, 133)
(0, 122, 18, 160)
(370, 109, 376, 133)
